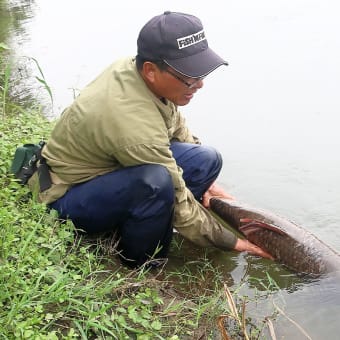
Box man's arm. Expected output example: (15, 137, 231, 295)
(171, 107, 201, 144)
(203, 182, 274, 259)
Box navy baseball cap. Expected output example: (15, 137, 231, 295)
(137, 11, 228, 78)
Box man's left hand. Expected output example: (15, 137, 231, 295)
(202, 182, 234, 208)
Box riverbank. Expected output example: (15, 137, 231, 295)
(0, 45, 284, 338)
(0, 105, 229, 339)
(2, 0, 340, 337)
(0, 61, 238, 339)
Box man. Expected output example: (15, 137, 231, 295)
(29, 11, 272, 267)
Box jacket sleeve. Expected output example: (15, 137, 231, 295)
(171, 108, 201, 145)
(113, 143, 237, 250)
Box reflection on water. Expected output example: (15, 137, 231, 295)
(2, 0, 340, 338)
(245, 273, 340, 339)
(167, 232, 340, 338)
(169, 234, 340, 339)
(0, 0, 51, 111)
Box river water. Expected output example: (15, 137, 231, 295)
(1, 0, 340, 338)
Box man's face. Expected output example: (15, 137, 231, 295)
(151, 65, 204, 106)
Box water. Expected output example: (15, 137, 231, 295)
(2, 0, 340, 338)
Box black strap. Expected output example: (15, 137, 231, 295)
(36, 141, 52, 192)
(38, 162, 52, 192)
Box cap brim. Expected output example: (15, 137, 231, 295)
(164, 47, 228, 78)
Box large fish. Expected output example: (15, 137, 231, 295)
(210, 198, 340, 275)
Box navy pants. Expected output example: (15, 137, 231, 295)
(50, 142, 222, 267)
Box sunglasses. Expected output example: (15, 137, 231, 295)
(165, 68, 204, 89)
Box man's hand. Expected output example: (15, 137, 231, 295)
(202, 182, 234, 208)
(203, 182, 273, 260)
(234, 239, 274, 260)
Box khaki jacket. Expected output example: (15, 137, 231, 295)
(29, 57, 237, 250)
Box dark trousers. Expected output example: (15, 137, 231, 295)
(50, 142, 222, 267)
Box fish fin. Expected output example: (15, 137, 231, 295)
(239, 218, 287, 236)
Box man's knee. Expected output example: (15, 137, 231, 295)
(200, 145, 223, 172)
(136, 164, 175, 205)
(184, 145, 223, 180)
(171, 142, 222, 175)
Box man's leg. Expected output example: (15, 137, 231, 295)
(170, 142, 223, 200)
(50, 164, 174, 267)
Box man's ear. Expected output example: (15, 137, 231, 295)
(142, 62, 157, 83)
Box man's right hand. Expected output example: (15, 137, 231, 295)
(234, 238, 274, 260)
